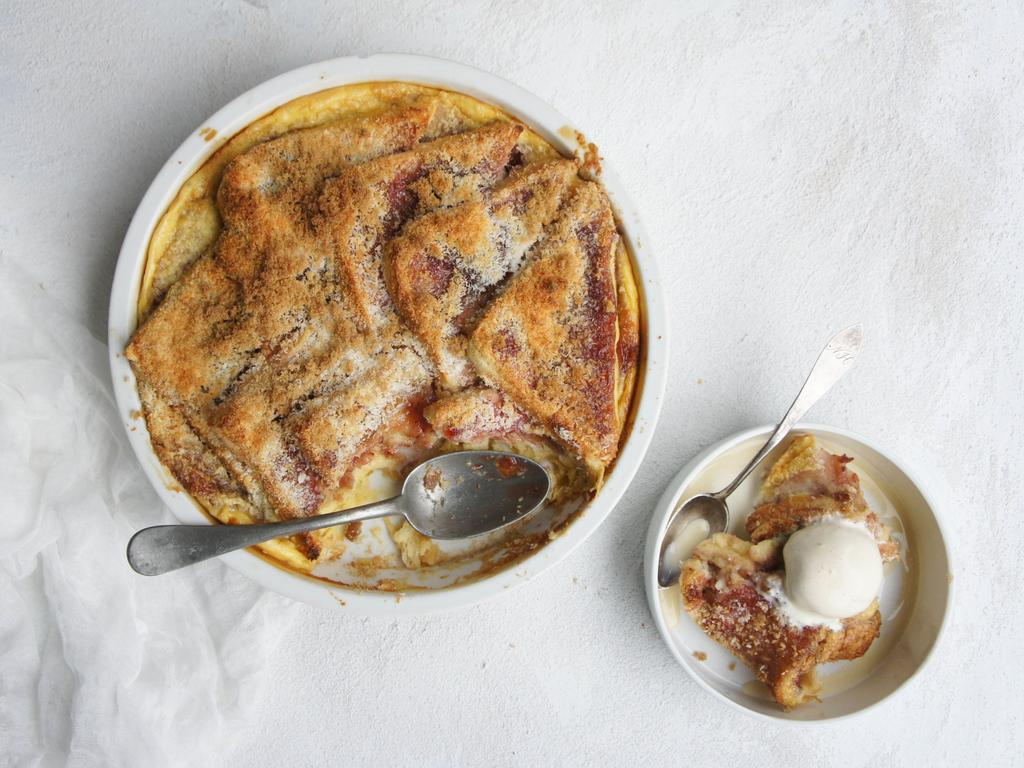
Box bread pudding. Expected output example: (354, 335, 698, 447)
(126, 83, 641, 586)
(681, 436, 899, 709)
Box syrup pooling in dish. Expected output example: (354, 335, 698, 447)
(126, 82, 641, 587)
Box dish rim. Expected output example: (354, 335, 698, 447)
(642, 422, 954, 723)
(108, 53, 668, 614)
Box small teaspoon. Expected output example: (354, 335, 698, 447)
(656, 324, 865, 588)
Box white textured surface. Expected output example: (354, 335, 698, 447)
(2, 1, 1023, 765)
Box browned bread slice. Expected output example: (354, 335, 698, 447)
(135, 380, 244, 512)
(126, 255, 261, 411)
(202, 360, 327, 519)
(747, 435, 898, 560)
(217, 104, 434, 233)
(127, 106, 435, 408)
(422, 386, 536, 442)
(681, 533, 881, 709)
(318, 122, 524, 330)
(291, 338, 434, 485)
(385, 159, 577, 388)
(468, 182, 621, 473)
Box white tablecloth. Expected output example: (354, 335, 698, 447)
(3, 2, 1022, 766)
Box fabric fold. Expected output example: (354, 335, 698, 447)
(0, 254, 299, 768)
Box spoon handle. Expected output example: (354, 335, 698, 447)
(715, 324, 864, 499)
(127, 496, 402, 576)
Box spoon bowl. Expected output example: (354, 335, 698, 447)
(400, 452, 551, 539)
(656, 493, 729, 587)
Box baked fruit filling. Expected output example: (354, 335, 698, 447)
(681, 437, 898, 709)
(126, 86, 640, 575)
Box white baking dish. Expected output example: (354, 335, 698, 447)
(109, 54, 668, 614)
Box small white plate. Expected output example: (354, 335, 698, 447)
(643, 424, 953, 722)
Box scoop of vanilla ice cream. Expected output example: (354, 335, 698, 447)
(783, 519, 883, 620)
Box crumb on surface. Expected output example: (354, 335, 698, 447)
(344, 521, 363, 541)
(573, 130, 602, 178)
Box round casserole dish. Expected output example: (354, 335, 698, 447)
(109, 54, 667, 614)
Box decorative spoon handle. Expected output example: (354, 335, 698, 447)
(714, 324, 864, 499)
(126, 496, 400, 576)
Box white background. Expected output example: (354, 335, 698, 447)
(3, 1, 1023, 766)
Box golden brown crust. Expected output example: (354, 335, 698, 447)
(747, 435, 899, 560)
(127, 106, 439, 412)
(129, 120, 524, 520)
(136, 381, 245, 511)
(385, 159, 577, 388)
(139, 105, 434, 319)
(468, 182, 621, 471)
(206, 367, 323, 518)
(681, 533, 881, 709)
(318, 121, 524, 330)
(681, 437, 899, 709)
(423, 386, 537, 442)
(291, 342, 433, 484)
(126, 255, 253, 410)
(127, 99, 640, 572)
(216, 104, 433, 231)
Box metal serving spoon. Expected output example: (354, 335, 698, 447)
(128, 450, 550, 576)
(656, 324, 864, 588)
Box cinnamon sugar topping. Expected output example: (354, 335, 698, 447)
(126, 98, 639, 573)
